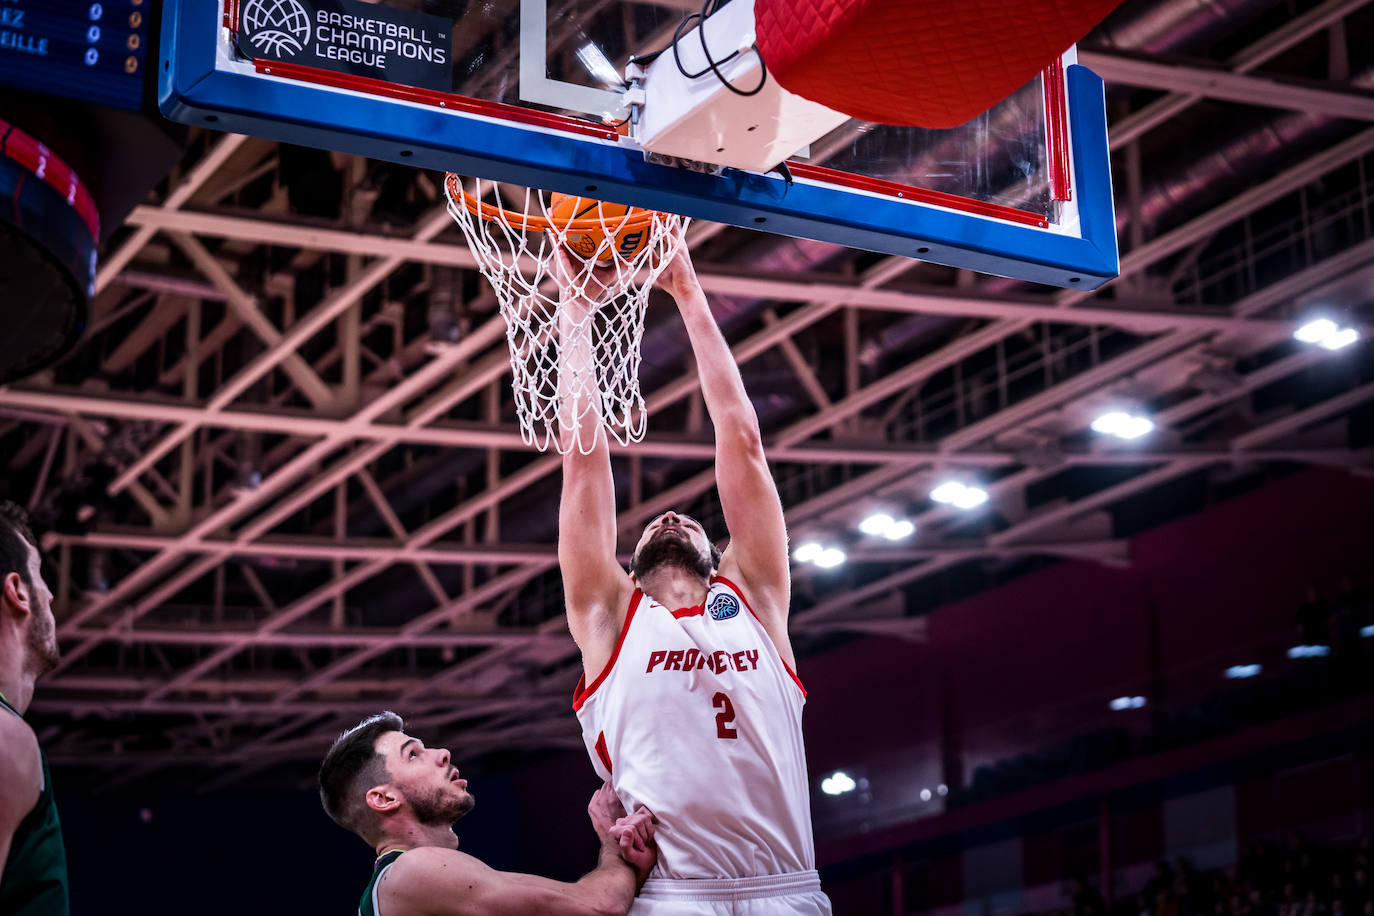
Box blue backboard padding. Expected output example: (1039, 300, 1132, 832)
(160, 0, 1118, 289)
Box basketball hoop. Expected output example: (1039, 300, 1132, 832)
(443, 174, 688, 455)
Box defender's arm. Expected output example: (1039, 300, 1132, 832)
(383, 841, 642, 916)
(658, 249, 794, 667)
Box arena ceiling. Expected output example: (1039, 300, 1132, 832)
(2, 0, 1373, 789)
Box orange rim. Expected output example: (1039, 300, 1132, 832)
(444, 173, 663, 234)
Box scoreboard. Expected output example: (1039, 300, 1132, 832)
(0, 0, 151, 110)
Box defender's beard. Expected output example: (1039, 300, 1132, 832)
(25, 608, 59, 677)
(409, 784, 475, 827)
(632, 531, 712, 580)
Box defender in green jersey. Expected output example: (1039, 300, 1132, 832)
(321, 712, 657, 916)
(0, 502, 69, 915)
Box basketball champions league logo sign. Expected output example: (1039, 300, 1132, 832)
(238, 0, 451, 91)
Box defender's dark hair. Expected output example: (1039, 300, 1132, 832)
(0, 501, 39, 590)
(319, 711, 405, 844)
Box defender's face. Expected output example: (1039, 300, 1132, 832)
(20, 543, 58, 675)
(373, 731, 473, 823)
(633, 511, 712, 570)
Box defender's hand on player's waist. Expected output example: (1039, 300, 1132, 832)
(587, 781, 626, 843)
(609, 805, 658, 885)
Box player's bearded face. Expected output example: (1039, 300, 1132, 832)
(25, 605, 59, 676)
(632, 524, 712, 580)
(21, 552, 59, 676)
(406, 780, 474, 826)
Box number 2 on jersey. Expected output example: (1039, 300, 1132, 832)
(713, 691, 738, 739)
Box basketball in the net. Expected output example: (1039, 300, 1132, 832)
(549, 193, 651, 265)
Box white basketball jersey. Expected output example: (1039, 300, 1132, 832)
(574, 576, 817, 879)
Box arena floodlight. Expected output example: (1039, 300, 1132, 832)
(820, 771, 856, 796)
(1109, 695, 1146, 710)
(930, 481, 965, 505)
(858, 512, 895, 536)
(1224, 664, 1261, 679)
(814, 547, 847, 569)
(932, 480, 989, 509)
(920, 788, 932, 801)
(792, 541, 823, 564)
(951, 485, 989, 509)
(1295, 316, 1360, 350)
(1317, 327, 1360, 350)
(1091, 410, 1155, 440)
(884, 519, 916, 540)
(1294, 317, 1339, 343)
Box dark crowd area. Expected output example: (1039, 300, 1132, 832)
(957, 576, 1374, 807)
(1061, 835, 1374, 916)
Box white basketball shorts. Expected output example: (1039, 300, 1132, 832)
(630, 870, 832, 916)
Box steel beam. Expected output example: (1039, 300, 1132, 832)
(1081, 50, 1374, 121)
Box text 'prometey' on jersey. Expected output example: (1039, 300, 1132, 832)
(574, 576, 816, 880)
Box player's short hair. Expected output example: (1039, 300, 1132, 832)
(0, 501, 39, 591)
(319, 711, 405, 844)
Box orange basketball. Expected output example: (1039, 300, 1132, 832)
(549, 193, 651, 265)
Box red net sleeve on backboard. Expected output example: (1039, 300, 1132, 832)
(754, 0, 1124, 129)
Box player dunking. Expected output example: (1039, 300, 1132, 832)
(555, 243, 832, 914)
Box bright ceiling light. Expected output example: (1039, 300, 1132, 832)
(884, 519, 916, 540)
(1091, 411, 1127, 435)
(1225, 664, 1261, 679)
(792, 542, 823, 564)
(1092, 410, 1155, 440)
(859, 512, 895, 536)
(1109, 695, 1147, 711)
(932, 480, 988, 509)
(930, 481, 964, 504)
(821, 771, 856, 796)
(1318, 327, 1360, 350)
(814, 547, 847, 569)
(1295, 317, 1360, 350)
(951, 485, 989, 509)
(1294, 317, 1339, 343)
(920, 788, 932, 801)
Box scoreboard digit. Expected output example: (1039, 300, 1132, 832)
(0, 0, 151, 110)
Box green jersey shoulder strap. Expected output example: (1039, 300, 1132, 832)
(359, 849, 405, 916)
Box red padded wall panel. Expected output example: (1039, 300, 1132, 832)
(754, 0, 1123, 127)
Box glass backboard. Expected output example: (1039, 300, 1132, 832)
(159, 0, 1118, 288)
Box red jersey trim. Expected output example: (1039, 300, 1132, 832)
(594, 731, 613, 774)
(710, 575, 807, 699)
(573, 589, 642, 712)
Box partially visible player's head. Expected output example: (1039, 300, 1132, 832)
(0, 501, 58, 680)
(631, 510, 721, 582)
(319, 712, 474, 848)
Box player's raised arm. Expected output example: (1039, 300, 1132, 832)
(382, 839, 642, 916)
(553, 249, 635, 674)
(656, 249, 794, 665)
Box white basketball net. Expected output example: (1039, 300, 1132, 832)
(444, 174, 689, 455)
